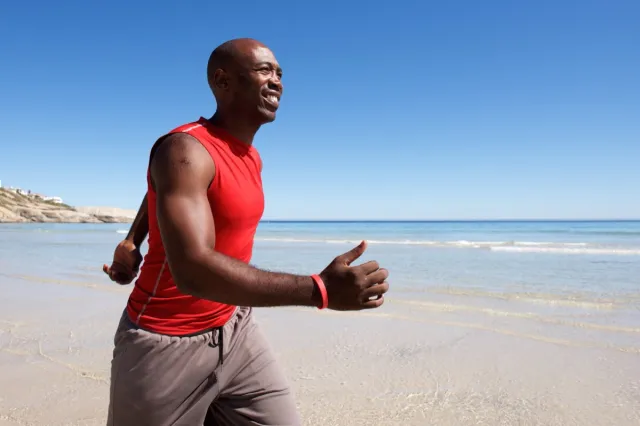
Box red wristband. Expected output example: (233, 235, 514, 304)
(310, 274, 328, 310)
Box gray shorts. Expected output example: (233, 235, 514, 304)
(107, 307, 300, 426)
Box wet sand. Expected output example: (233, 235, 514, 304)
(1, 272, 639, 426)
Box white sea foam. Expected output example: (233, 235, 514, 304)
(115, 230, 127, 234)
(254, 237, 638, 255)
(490, 246, 640, 255)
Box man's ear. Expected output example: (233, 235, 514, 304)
(213, 69, 229, 90)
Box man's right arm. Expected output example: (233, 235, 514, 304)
(150, 133, 321, 308)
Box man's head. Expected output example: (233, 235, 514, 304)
(207, 38, 283, 125)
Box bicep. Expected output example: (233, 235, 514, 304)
(156, 189, 215, 261)
(150, 134, 216, 265)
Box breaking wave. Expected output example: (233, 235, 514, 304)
(254, 237, 640, 255)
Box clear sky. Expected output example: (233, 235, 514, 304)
(1, 0, 638, 220)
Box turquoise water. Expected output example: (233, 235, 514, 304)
(257, 220, 640, 251)
(1, 221, 639, 308)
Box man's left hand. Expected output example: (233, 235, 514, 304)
(103, 240, 142, 285)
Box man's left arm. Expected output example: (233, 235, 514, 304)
(124, 193, 149, 247)
(103, 193, 149, 284)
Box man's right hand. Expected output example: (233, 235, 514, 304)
(103, 240, 143, 285)
(319, 241, 389, 311)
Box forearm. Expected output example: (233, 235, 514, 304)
(125, 193, 149, 247)
(171, 249, 321, 308)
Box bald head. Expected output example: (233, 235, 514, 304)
(207, 38, 268, 94)
(206, 38, 283, 126)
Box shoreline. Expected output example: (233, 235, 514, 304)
(5, 218, 640, 224)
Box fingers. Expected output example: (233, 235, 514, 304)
(361, 280, 389, 301)
(353, 260, 379, 275)
(103, 261, 137, 284)
(356, 278, 389, 309)
(113, 272, 135, 285)
(116, 276, 134, 285)
(337, 240, 367, 265)
(364, 267, 388, 285)
(361, 295, 385, 309)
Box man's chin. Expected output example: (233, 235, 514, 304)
(258, 108, 277, 123)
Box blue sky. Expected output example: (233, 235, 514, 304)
(1, 0, 638, 220)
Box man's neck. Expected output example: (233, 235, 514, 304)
(208, 112, 260, 145)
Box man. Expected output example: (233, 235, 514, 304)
(104, 38, 390, 426)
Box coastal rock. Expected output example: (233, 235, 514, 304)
(0, 188, 134, 224)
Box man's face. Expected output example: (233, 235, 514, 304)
(228, 44, 284, 124)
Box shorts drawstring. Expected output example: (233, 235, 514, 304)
(208, 307, 238, 367)
(209, 326, 224, 365)
(218, 326, 224, 365)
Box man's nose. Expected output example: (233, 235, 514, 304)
(268, 75, 283, 93)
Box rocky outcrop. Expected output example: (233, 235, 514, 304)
(0, 188, 135, 223)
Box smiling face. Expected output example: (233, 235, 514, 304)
(210, 40, 283, 125)
(248, 45, 283, 122)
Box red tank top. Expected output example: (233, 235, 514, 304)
(126, 117, 264, 335)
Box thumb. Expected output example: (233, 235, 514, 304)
(103, 264, 110, 275)
(340, 240, 367, 265)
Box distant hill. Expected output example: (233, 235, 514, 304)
(0, 188, 135, 223)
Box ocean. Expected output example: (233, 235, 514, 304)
(1, 220, 639, 424)
(1, 220, 639, 300)
(1, 219, 639, 331)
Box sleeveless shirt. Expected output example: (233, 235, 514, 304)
(126, 117, 264, 335)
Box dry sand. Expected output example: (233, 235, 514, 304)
(1, 273, 639, 425)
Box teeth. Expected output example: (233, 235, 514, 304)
(268, 96, 278, 104)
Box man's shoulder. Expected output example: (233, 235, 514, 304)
(166, 118, 206, 136)
(152, 132, 209, 165)
(149, 124, 204, 164)
(149, 133, 215, 191)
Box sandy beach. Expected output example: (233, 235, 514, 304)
(1, 222, 639, 425)
(1, 275, 639, 425)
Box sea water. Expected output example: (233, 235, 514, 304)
(1, 220, 638, 327)
(1, 220, 639, 299)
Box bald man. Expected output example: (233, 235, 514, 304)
(106, 38, 390, 426)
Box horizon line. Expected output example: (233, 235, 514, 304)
(258, 218, 640, 222)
